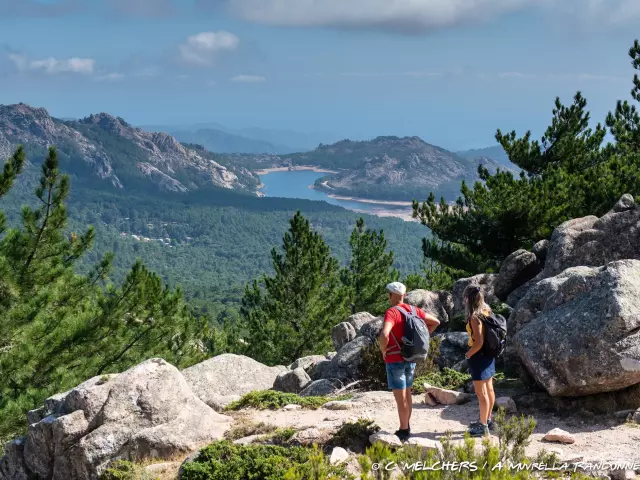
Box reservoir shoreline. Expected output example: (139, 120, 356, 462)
(258, 170, 415, 222)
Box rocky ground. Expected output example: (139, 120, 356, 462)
(244, 391, 640, 465)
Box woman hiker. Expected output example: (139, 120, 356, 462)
(464, 285, 496, 437)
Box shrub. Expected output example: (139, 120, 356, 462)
(225, 420, 278, 441)
(326, 419, 381, 453)
(491, 302, 512, 318)
(180, 441, 351, 480)
(413, 368, 471, 393)
(358, 337, 441, 391)
(264, 427, 298, 445)
(225, 390, 350, 411)
(100, 461, 153, 480)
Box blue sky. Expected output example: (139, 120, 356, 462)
(0, 0, 639, 150)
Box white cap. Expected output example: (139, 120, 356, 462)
(386, 282, 406, 295)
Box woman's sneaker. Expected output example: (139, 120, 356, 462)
(394, 428, 410, 442)
(470, 418, 495, 431)
(468, 423, 489, 437)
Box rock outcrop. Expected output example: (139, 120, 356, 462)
(511, 260, 640, 396)
(182, 354, 287, 411)
(452, 274, 499, 317)
(494, 249, 542, 301)
(433, 332, 470, 369)
(273, 368, 311, 394)
(405, 289, 453, 324)
(0, 359, 231, 480)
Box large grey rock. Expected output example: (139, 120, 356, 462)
(273, 368, 311, 394)
(289, 355, 326, 373)
(331, 322, 356, 351)
(542, 195, 640, 281)
(1, 358, 232, 480)
(532, 239, 550, 263)
(0, 438, 29, 480)
(358, 318, 384, 342)
(299, 379, 340, 397)
(434, 332, 470, 369)
(512, 260, 640, 397)
(182, 353, 287, 411)
(310, 359, 333, 381)
(347, 312, 377, 334)
(405, 289, 453, 324)
(494, 249, 541, 300)
(452, 274, 499, 317)
(325, 336, 374, 380)
(24, 415, 58, 478)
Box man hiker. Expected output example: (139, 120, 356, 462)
(379, 282, 441, 441)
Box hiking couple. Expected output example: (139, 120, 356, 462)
(380, 282, 503, 441)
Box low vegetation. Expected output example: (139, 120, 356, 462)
(172, 409, 594, 480)
(224, 420, 278, 441)
(326, 419, 381, 453)
(179, 442, 351, 480)
(224, 390, 351, 411)
(414, 368, 472, 393)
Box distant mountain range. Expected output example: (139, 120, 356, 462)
(0, 103, 259, 195)
(222, 137, 518, 202)
(140, 123, 342, 155)
(1, 103, 518, 204)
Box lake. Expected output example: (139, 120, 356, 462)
(258, 170, 417, 221)
(259, 170, 380, 212)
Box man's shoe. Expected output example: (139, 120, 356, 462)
(468, 423, 489, 437)
(394, 428, 410, 442)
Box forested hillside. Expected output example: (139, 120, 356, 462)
(1, 167, 426, 318)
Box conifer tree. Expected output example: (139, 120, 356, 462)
(343, 217, 397, 315)
(0, 146, 204, 445)
(414, 40, 640, 274)
(240, 211, 349, 365)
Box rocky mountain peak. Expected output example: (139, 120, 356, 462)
(0, 103, 57, 139)
(80, 113, 131, 135)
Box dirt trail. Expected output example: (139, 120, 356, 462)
(244, 391, 640, 465)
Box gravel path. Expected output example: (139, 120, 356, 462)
(245, 391, 640, 465)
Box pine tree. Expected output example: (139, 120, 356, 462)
(240, 211, 349, 365)
(0, 147, 204, 445)
(343, 217, 398, 315)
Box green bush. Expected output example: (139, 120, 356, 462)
(414, 368, 471, 393)
(224, 420, 277, 441)
(180, 441, 351, 480)
(327, 419, 381, 453)
(100, 461, 153, 480)
(264, 427, 298, 445)
(225, 390, 350, 411)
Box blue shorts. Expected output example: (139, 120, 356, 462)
(386, 361, 416, 390)
(467, 352, 496, 381)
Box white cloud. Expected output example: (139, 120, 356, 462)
(8, 53, 94, 74)
(231, 74, 266, 83)
(179, 31, 239, 66)
(214, 0, 640, 33)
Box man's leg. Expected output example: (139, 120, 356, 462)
(405, 362, 415, 430)
(392, 389, 410, 430)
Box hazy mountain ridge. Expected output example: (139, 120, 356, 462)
(0, 103, 259, 194)
(222, 136, 510, 201)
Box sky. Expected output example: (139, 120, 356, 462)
(0, 0, 639, 150)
